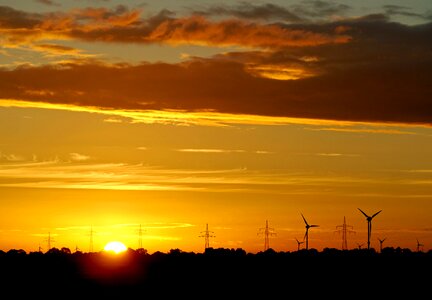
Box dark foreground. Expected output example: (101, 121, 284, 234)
(1, 247, 430, 298)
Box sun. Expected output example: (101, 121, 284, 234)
(104, 241, 127, 254)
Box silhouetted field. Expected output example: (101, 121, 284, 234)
(0, 247, 430, 298)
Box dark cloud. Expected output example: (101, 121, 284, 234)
(0, 6, 42, 28)
(35, 0, 60, 7)
(0, 6, 431, 125)
(383, 5, 425, 19)
(191, 2, 304, 22)
(0, 6, 348, 48)
(0, 53, 431, 125)
(292, 0, 351, 18)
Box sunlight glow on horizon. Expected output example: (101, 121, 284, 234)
(104, 241, 127, 254)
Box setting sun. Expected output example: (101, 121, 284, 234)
(104, 241, 127, 254)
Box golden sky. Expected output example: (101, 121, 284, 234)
(0, 0, 431, 253)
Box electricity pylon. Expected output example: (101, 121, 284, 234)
(258, 220, 276, 251)
(199, 223, 215, 251)
(335, 216, 355, 250)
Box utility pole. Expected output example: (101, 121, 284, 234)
(335, 216, 355, 250)
(258, 220, 276, 251)
(199, 223, 215, 251)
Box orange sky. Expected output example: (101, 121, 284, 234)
(0, 0, 431, 253)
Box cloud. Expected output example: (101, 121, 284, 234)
(292, 0, 351, 18)
(191, 3, 304, 22)
(177, 149, 245, 153)
(315, 153, 360, 157)
(69, 153, 91, 161)
(191, 1, 351, 22)
(32, 44, 81, 55)
(0, 5, 349, 49)
(35, 0, 60, 7)
(0, 151, 25, 161)
(383, 5, 425, 20)
(1, 159, 431, 197)
(0, 6, 431, 126)
(176, 148, 274, 154)
(0, 50, 431, 125)
(306, 127, 420, 135)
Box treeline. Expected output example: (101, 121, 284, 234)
(0, 247, 430, 297)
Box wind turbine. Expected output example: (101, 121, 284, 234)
(357, 243, 364, 250)
(378, 237, 386, 253)
(358, 208, 382, 250)
(416, 239, 424, 252)
(301, 213, 319, 250)
(295, 238, 304, 251)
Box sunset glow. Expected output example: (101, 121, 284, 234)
(104, 241, 127, 254)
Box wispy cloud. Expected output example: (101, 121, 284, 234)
(307, 127, 420, 135)
(315, 153, 360, 157)
(35, 0, 60, 7)
(3, 99, 430, 131)
(69, 153, 91, 161)
(0, 151, 25, 161)
(177, 148, 245, 153)
(0, 158, 430, 196)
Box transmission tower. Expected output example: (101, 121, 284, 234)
(199, 223, 215, 251)
(335, 216, 355, 250)
(138, 224, 146, 249)
(258, 220, 276, 251)
(45, 232, 55, 252)
(89, 226, 94, 253)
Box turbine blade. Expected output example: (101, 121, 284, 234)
(372, 210, 382, 218)
(358, 208, 370, 218)
(310, 225, 319, 227)
(301, 213, 309, 226)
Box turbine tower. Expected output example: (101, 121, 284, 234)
(295, 238, 304, 251)
(378, 237, 386, 253)
(335, 216, 355, 250)
(416, 239, 424, 252)
(199, 223, 215, 251)
(358, 208, 382, 250)
(258, 220, 276, 251)
(301, 213, 319, 250)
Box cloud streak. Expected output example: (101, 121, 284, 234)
(0, 158, 431, 197)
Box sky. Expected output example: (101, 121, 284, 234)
(0, 0, 431, 254)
